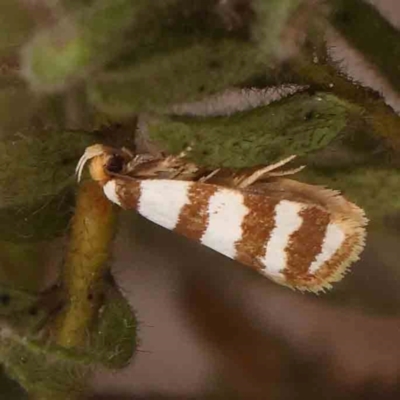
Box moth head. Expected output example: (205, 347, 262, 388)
(76, 144, 132, 185)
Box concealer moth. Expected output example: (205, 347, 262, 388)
(76, 144, 367, 293)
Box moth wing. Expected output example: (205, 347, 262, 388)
(105, 178, 367, 293)
(242, 178, 367, 291)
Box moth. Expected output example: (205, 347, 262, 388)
(76, 144, 367, 293)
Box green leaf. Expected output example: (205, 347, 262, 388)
(147, 92, 362, 168)
(91, 282, 137, 369)
(0, 332, 89, 400)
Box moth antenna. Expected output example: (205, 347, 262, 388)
(264, 154, 298, 172)
(126, 153, 160, 174)
(237, 155, 303, 188)
(75, 144, 107, 182)
(267, 165, 306, 177)
(199, 168, 221, 183)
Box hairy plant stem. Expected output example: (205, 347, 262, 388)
(56, 181, 116, 348)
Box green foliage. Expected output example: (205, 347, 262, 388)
(0, 130, 96, 242)
(0, 285, 40, 316)
(253, 0, 302, 61)
(0, 130, 94, 209)
(0, 284, 59, 334)
(0, 79, 36, 135)
(331, 0, 400, 94)
(91, 283, 137, 369)
(0, 0, 399, 398)
(0, 331, 89, 400)
(0, 242, 49, 292)
(148, 92, 362, 168)
(0, 367, 27, 400)
(23, 0, 250, 95)
(0, 281, 137, 397)
(0, 1, 33, 55)
(0, 192, 75, 243)
(22, 0, 140, 91)
(88, 40, 264, 115)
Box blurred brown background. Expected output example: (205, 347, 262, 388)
(91, 1, 400, 398)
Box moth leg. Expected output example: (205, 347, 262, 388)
(176, 147, 192, 160)
(267, 165, 305, 177)
(129, 153, 201, 180)
(120, 146, 135, 160)
(199, 168, 221, 183)
(126, 153, 161, 174)
(251, 154, 299, 175)
(236, 155, 305, 189)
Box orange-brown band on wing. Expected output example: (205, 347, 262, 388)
(174, 184, 217, 240)
(284, 206, 330, 286)
(116, 179, 142, 210)
(235, 194, 279, 270)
